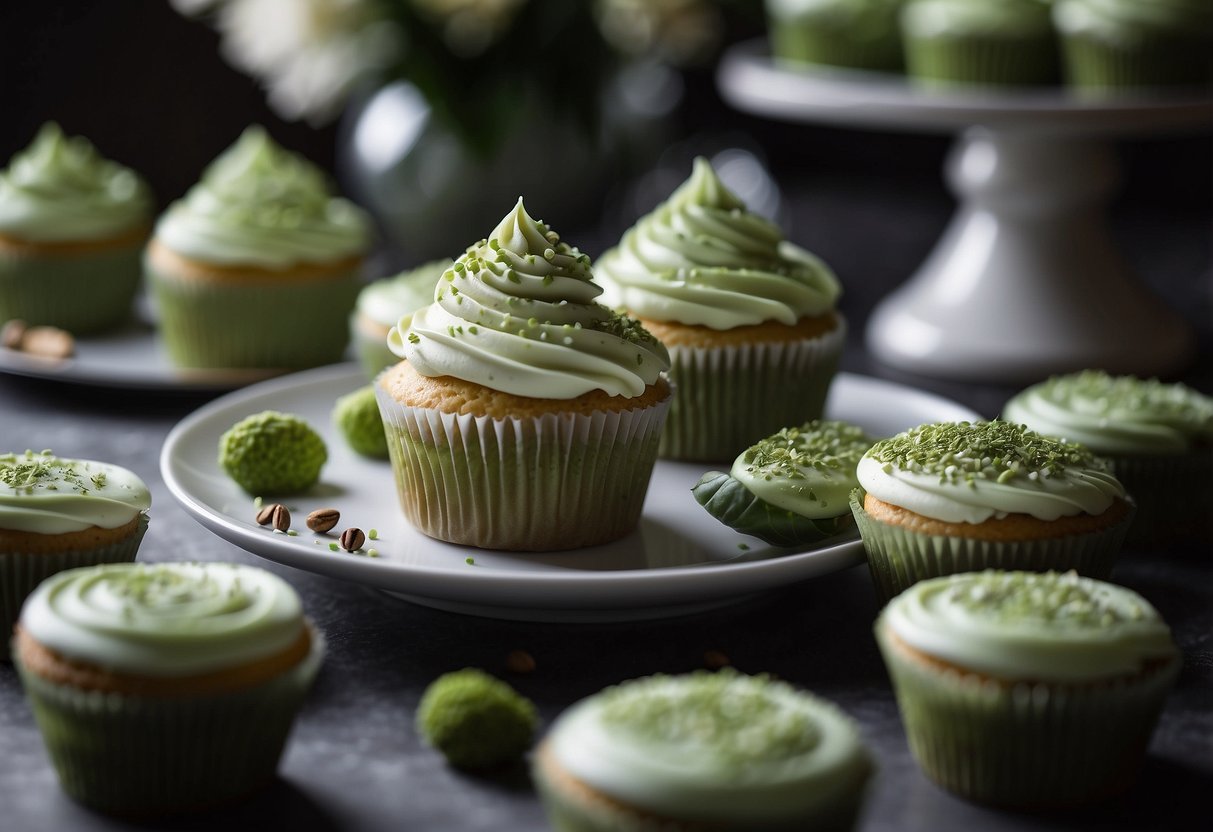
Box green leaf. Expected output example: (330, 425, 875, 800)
(691, 472, 855, 549)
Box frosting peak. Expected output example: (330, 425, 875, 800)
(595, 157, 841, 329)
(153, 125, 371, 268)
(390, 199, 669, 400)
(0, 123, 152, 242)
(0, 451, 151, 534)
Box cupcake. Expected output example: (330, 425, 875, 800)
(12, 562, 324, 815)
(851, 421, 1133, 602)
(693, 420, 872, 547)
(534, 670, 874, 831)
(900, 0, 1060, 88)
(767, 0, 905, 72)
(1054, 0, 1213, 92)
(377, 198, 671, 551)
(596, 157, 844, 462)
(0, 123, 152, 333)
(1, 451, 150, 658)
(876, 570, 1180, 807)
(146, 126, 371, 370)
(351, 259, 451, 379)
(1003, 370, 1213, 546)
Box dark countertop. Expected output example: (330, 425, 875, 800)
(0, 175, 1210, 832)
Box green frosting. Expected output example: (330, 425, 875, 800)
(0, 123, 151, 242)
(416, 668, 537, 769)
(731, 420, 872, 517)
(356, 259, 452, 328)
(1054, 0, 1213, 41)
(1, 450, 151, 535)
(595, 157, 841, 329)
(154, 126, 371, 268)
(1004, 370, 1213, 456)
(391, 198, 670, 400)
(218, 411, 328, 495)
(903, 0, 1055, 38)
(333, 386, 389, 459)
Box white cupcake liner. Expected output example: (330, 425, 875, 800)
(376, 386, 671, 551)
(14, 628, 324, 816)
(876, 624, 1179, 808)
(661, 318, 846, 463)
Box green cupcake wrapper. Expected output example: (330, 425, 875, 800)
(905, 33, 1060, 87)
(533, 742, 865, 832)
(875, 624, 1179, 808)
(1107, 450, 1213, 549)
(850, 491, 1132, 603)
(660, 320, 845, 463)
(146, 263, 361, 370)
(771, 18, 903, 72)
(1060, 30, 1213, 91)
(376, 386, 671, 551)
(14, 628, 324, 816)
(0, 241, 144, 333)
(1, 514, 148, 660)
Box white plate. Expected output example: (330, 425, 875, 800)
(162, 364, 980, 621)
(0, 296, 278, 393)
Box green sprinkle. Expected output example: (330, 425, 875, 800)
(253, 496, 263, 509)
(742, 421, 872, 481)
(408, 332, 421, 345)
(738, 543, 750, 551)
(465, 557, 475, 565)
(367, 548, 379, 557)
(369, 528, 378, 540)
(287, 529, 298, 537)
(329, 542, 339, 552)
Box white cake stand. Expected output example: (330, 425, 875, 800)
(718, 39, 1213, 382)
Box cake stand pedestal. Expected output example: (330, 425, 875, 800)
(718, 40, 1213, 382)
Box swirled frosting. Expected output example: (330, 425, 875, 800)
(0, 451, 151, 534)
(357, 260, 451, 328)
(1053, 0, 1213, 42)
(595, 157, 841, 329)
(881, 570, 1178, 682)
(0, 123, 151, 243)
(389, 198, 670, 400)
(154, 125, 371, 268)
(903, 0, 1055, 38)
(20, 562, 306, 677)
(1004, 371, 1213, 456)
(731, 421, 872, 519)
(856, 421, 1125, 523)
(548, 670, 871, 825)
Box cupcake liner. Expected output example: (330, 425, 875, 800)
(1060, 30, 1213, 92)
(876, 625, 1179, 808)
(13, 628, 324, 816)
(851, 492, 1132, 603)
(1107, 450, 1213, 550)
(905, 34, 1059, 87)
(771, 20, 903, 72)
(1, 514, 148, 661)
(146, 263, 361, 370)
(660, 320, 845, 463)
(375, 386, 671, 551)
(0, 241, 143, 333)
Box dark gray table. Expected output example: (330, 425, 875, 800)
(1, 177, 1209, 832)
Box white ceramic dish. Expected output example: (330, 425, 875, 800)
(162, 364, 981, 621)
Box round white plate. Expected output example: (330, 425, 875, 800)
(162, 364, 980, 621)
(0, 296, 278, 393)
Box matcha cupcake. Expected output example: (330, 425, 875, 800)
(146, 126, 371, 370)
(534, 670, 873, 831)
(351, 259, 451, 379)
(1054, 0, 1213, 92)
(0, 123, 152, 333)
(694, 420, 873, 547)
(851, 421, 1133, 602)
(877, 570, 1180, 807)
(378, 198, 671, 551)
(13, 562, 322, 815)
(1004, 371, 1213, 546)
(767, 0, 905, 72)
(901, 0, 1060, 88)
(596, 158, 844, 462)
(1, 451, 150, 658)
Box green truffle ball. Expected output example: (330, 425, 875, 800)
(333, 385, 389, 459)
(218, 410, 327, 495)
(416, 669, 537, 769)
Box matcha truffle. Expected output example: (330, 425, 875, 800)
(416, 668, 537, 769)
(333, 385, 389, 459)
(219, 410, 327, 495)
